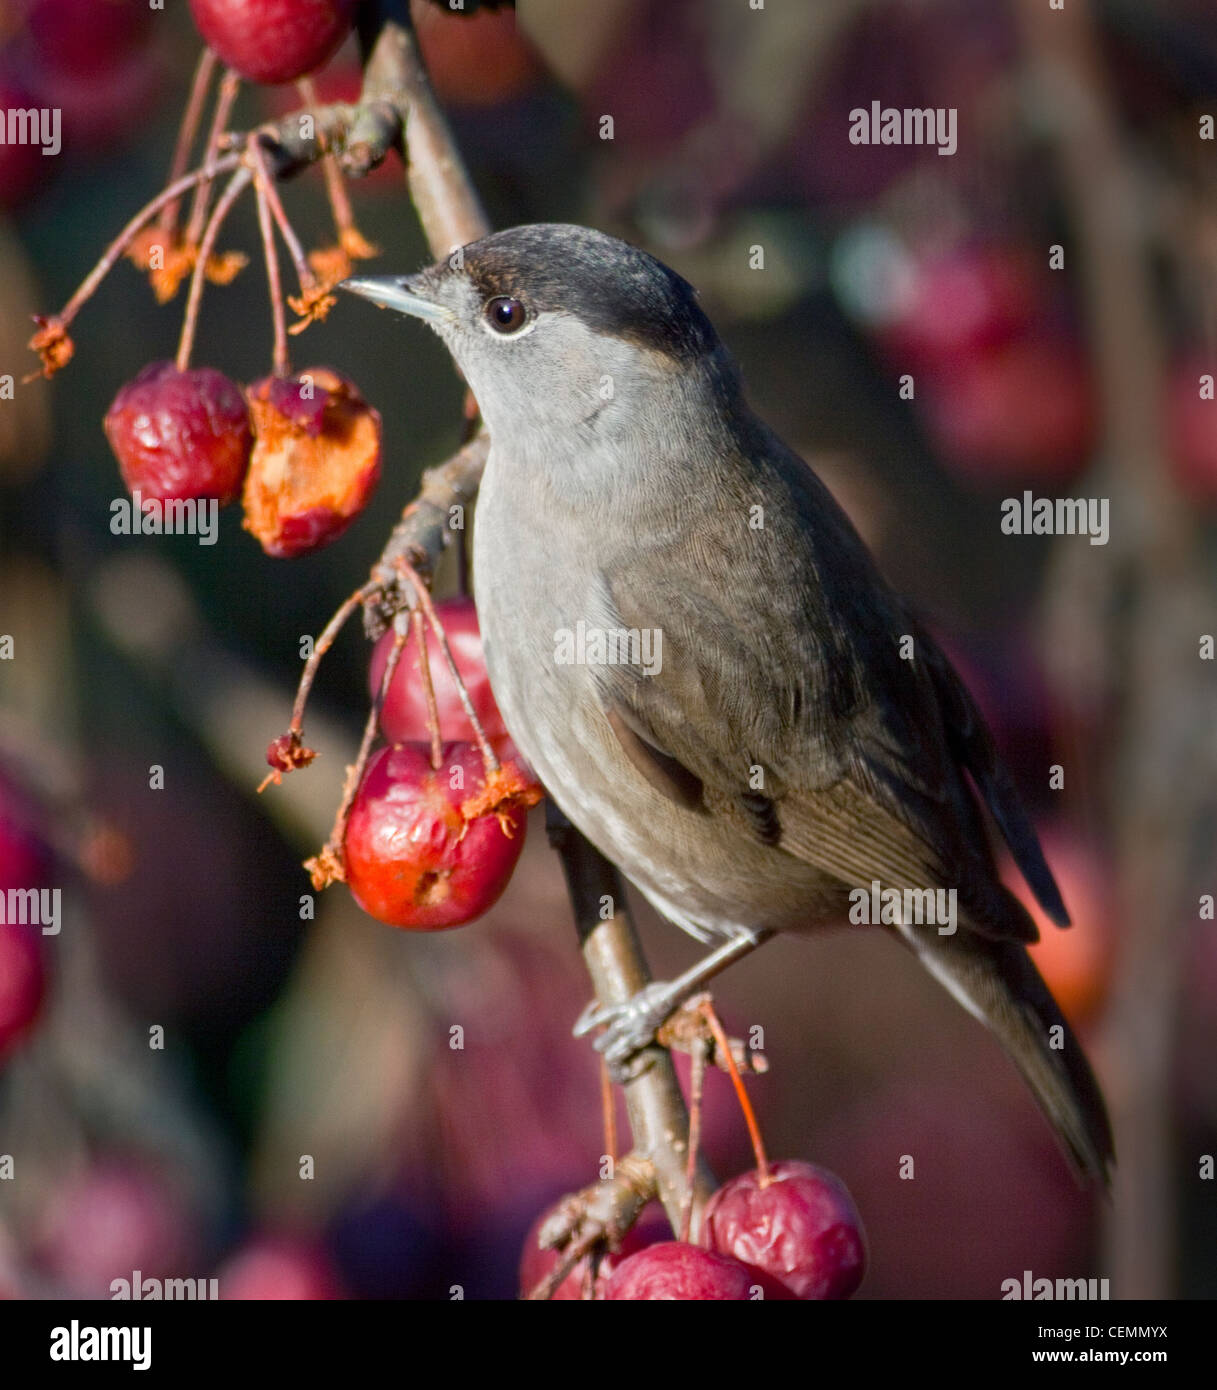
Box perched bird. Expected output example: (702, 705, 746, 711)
(342, 224, 1114, 1184)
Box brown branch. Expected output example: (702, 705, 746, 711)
(363, 430, 491, 638)
(546, 804, 717, 1237)
(1015, 0, 1216, 1298)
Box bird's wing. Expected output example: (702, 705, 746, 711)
(911, 620, 1069, 926)
(595, 453, 1042, 944)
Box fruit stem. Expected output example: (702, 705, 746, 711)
(310, 642, 401, 887)
(52, 156, 241, 331)
(157, 48, 218, 238)
(248, 143, 291, 376)
(184, 68, 241, 252)
(412, 606, 444, 772)
(298, 75, 360, 247)
(600, 1056, 618, 1167)
(289, 581, 381, 736)
(397, 557, 501, 776)
(679, 1039, 708, 1243)
(701, 999, 770, 1187)
(250, 130, 318, 293)
(175, 165, 252, 372)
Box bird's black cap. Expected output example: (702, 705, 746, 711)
(454, 224, 721, 362)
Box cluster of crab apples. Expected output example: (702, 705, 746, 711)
(263, 596, 542, 930)
(104, 362, 382, 558)
(522, 1161, 867, 1301)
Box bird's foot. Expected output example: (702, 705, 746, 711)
(573, 981, 688, 1082)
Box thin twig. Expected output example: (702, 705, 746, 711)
(304, 620, 408, 888)
(600, 1057, 618, 1166)
(299, 74, 362, 246)
(184, 68, 241, 251)
(702, 999, 769, 1185)
(56, 156, 241, 328)
(158, 48, 217, 237)
(412, 606, 443, 771)
(290, 583, 380, 735)
(1014, 0, 1212, 1297)
(250, 147, 290, 377)
(395, 556, 500, 775)
(251, 134, 317, 291)
(680, 1039, 707, 1243)
(175, 164, 252, 371)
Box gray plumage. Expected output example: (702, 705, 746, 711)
(341, 224, 1114, 1184)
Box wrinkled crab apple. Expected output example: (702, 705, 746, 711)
(343, 742, 540, 930)
(242, 369, 381, 557)
(605, 1242, 790, 1301)
(368, 596, 514, 755)
(188, 0, 357, 86)
(103, 361, 252, 506)
(699, 1161, 867, 1300)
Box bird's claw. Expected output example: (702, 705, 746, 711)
(573, 982, 682, 1082)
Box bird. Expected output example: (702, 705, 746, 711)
(341, 222, 1114, 1185)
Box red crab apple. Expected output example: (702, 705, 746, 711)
(699, 1160, 866, 1300)
(605, 1241, 780, 1301)
(188, 0, 357, 86)
(343, 741, 536, 929)
(519, 1200, 669, 1299)
(369, 596, 513, 756)
(920, 335, 1096, 484)
(878, 244, 1043, 370)
(104, 361, 252, 506)
(242, 368, 381, 557)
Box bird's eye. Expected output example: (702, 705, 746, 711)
(485, 295, 528, 334)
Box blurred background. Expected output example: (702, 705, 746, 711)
(0, 0, 1214, 1300)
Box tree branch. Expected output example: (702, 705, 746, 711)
(1015, 0, 1215, 1297)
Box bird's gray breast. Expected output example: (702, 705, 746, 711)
(469, 440, 822, 945)
(472, 443, 628, 793)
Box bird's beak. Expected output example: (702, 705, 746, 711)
(339, 274, 454, 326)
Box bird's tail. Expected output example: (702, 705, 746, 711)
(903, 921, 1114, 1186)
